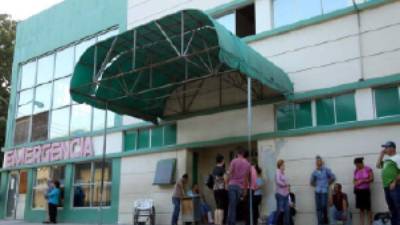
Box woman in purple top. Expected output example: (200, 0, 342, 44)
(353, 157, 374, 225)
(275, 159, 290, 225)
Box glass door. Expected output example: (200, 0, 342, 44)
(6, 173, 19, 219)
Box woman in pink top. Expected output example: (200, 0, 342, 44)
(353, 157, 374, 225)
(275, 159, 290, 225)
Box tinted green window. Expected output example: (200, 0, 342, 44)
(124, 130, 137, 151)
(151, 126, 163, 147)
(164, 124, 177, 145)
(276, 104, 294, 130)
(336, 93, 357, 123)
(294, 102, 312, 128)
(316, 98, 335, 126)
(137, 129, 150, 149)
(375, 87, 400, 117)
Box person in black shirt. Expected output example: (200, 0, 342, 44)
(213, 154, 228, 225)
(329, 183, 352, 225)
(289, 185, 296, 225)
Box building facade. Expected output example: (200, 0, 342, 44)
(1, 0, 400, 224)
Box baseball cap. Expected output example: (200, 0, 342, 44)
(381, 141, 396, 149)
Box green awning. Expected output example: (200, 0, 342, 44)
(70, 9, 293, 123)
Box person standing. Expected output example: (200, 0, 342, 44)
(310, 155, 336, 225)
(275, 159, 290, 225)
(288, 185, 297, 225)
(329, 183, 351, 225)
(213, 154, 228, 225)
(376, 141, 400, 225)
(44, 180, 61, 224)
(353, 157, 373, 225)
(227, 147, 251, 225)
(171, 174, 188, 225)
(253, 165, 264, 225)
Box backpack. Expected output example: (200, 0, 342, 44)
(206, 174, 214, 190)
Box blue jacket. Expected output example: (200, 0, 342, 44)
(47, 188, 61, 205)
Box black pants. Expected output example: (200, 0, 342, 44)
(48, 203, 57, 223)
(214, 189, 229, 224)
(245, 192, 261, 225)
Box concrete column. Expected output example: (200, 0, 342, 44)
(258, 140, 277, 217)
(355, 88, 375, 120)
(255, 0, 273, 34)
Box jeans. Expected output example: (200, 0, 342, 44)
(228, 185, 243, 225)
(384, 184, 400, 225)
(276, 193, 290, 225)
(315, 193, 328, 225)
(171, 197, 181, 225)
(329, 206, 352, 225)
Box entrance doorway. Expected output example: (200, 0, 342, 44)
(6, 172, 19, 219)
(191, 142, 257, 221)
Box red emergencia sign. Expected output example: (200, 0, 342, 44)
(3, 137, 94, 168)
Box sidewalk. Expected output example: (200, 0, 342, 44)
(0, 221, 122, 225)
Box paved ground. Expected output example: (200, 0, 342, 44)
(0, 221, 120, 225)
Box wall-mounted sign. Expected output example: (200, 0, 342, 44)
(4, 137, 93, 168)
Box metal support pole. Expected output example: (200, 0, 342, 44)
(247, 77, 254, 225)
(98, 103, 108, 225)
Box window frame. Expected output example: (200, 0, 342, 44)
(373, 85, 400, 118)
(13, 27, 119, 146)
(72, 161, 113, 209)
(31, 166, 66, 210)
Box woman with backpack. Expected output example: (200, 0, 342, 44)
(212, 154, 228, 225)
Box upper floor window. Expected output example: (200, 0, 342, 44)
(273, 0, 363, 28)
(216, 4, 255, 38)
(14, 28, 119, 146)
(374, 86, 400, 118)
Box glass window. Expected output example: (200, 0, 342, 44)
(124, 130, 137, 151)
(33, 83, 52, 113)
(274, 0, 350, 28)
(92, 162, 112, 207)
(276, 104, 294, 130)
(151, 126, 163, 148)
(73, 162, 112, 207)
(31, 111, 49, 142)
(37, 54, 54, 84)
(20, 61, 36, 90)
(73, 163, 91, 207)
(32, 167, 50, 209)
(17, 89, 33, 118)
(14, 117, 30, 145)
(53, 77, 71, 109)
(164, 124, 177, 146)
(55, 47, 74, 78)
(335, 93, 357, 123)
(296, 0, 321, 21)
(322, 0, 349, 14)
(32, 166, 65, 209)
(216, 12, 236, 34)
(92, 108, 115, 131)
(137, 129, 150, 149)
(75, 38, 95, 63)
(273, 0, 296, 28)
(70, 104, 92, 134)
(294, 102, 312, 128)
(50, 107, 70, 139)
(375, 87, 400, 118)
(316, 98, 335, 126)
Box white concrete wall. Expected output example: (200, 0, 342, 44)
(177, 104, 275, 144)
(128, 1, 400, 93)
(118, 149, 188, 225)
(259, 124, 400, 225)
